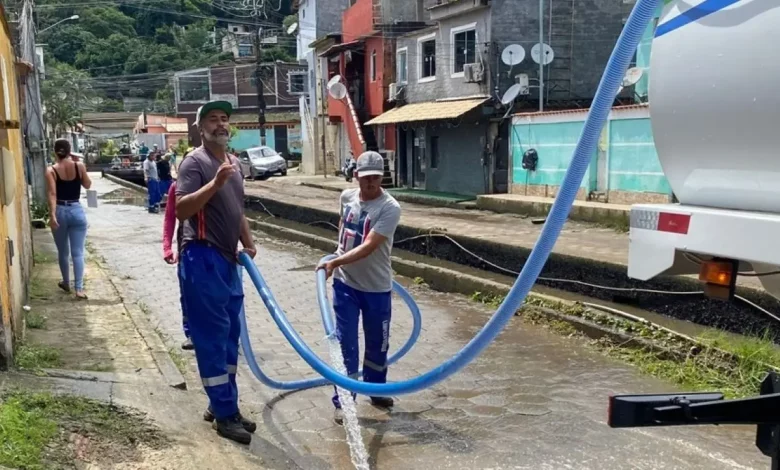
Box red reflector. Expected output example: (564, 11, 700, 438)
(657, 212, 690, 234)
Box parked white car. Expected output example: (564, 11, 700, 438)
(237, 146, 287, 180)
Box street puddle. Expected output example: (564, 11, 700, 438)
(327, 337, 369, 470)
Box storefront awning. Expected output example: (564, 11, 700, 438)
(319, 40, 364, 57)
(365, 98, 488, 126)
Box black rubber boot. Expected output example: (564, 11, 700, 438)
(213, 415, 252, 445)
(370, 397, 394, 409)
(204, 408, 257, 433)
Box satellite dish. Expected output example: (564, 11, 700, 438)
(501, 44, 525, 66)
(327, 75, 342, 89)
(328, 82, 347, 100)
(286, 22, 298, 35)
(622, 67, 644, 87)
(531, 43, 555, 65)
(501, 84, 523, 106)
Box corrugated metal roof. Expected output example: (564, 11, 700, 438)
(366, 98, 487, 126)
(231, 112, 300, 124)
(512, 103, 648, 118)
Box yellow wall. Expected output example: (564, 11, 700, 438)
(0, 8, 33, 363)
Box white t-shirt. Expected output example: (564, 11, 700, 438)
(334, 188, 401, 293)
(143, 159, 159, 180)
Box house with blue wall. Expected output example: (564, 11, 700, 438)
(510, 104, 671, 204)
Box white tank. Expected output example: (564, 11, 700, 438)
(649, 0, 780, 213)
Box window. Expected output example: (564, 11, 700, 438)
(418, 34, 436, 81)
(370, 50, 377, 82)
(430, 136, 439, 169)
(238, 44, 253, 57)
(397, 48, 408, 83)
(452, 24, 477, 75)
(288, 71, 307, 94)
(177, 72, 210, 102)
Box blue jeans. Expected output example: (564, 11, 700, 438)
(331, 279, 392, 409)
(180, 243, 243, 420)
(51, 203, 88, 291)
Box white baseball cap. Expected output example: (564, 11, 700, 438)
(356, 151, 384, 177)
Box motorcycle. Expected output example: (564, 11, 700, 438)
(342, 158, 356, 182)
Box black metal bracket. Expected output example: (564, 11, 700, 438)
(608, 371, 780, 469)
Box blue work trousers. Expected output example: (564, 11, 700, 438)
(180, 243, 243, 420)
(331, 279, 392, 409)
(177, 262, 190, 338)
(147, 179, 161, 209)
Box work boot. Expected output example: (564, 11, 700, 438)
(213, 414, 252, 445)
(181, 337, 194, 350)
(203, 407, 257, 433)
(333, 407, 345, 425)
(370, 397, 394, 409)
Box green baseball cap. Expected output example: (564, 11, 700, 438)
(195, 100, 233, 126)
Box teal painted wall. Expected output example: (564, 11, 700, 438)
(608, 117, 670, 194)
(230, 129, 275, 152)
(511, 116, 670, 197)
(511, 121, 595, 191)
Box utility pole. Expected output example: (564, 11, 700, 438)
(253, 21, 266, 146)
(19, 0, 48, 203)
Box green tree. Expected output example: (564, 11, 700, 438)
(79, 7, 137, 39)
(153, 85, 175, 114)
(41, 26, 96, 65)
(96, 98, 124, 112)
(42, 63, 98, 137)
(75, 34, 142, 75)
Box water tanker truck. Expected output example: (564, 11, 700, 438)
(626, 0, 780, 301)
(612, 1, 780, 466)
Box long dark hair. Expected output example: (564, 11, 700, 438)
(54, 139, 71, 160)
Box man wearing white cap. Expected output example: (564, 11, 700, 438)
(317, 151, 401, 424)
(176, 100, 258, 444)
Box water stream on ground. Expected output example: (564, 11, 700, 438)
(327, 337, 370, 470)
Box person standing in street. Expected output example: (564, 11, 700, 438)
(316, 151, 401, 425)
(46, 139, 93, 300)
(176, 101, 258, 445)
(163, 150, 193, 351)
(143, 152, 160, 213)
(157, 153, 173, 198)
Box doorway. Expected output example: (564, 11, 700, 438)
(274, 126, 289, 156)
(493, 121, 510, 193)
(412, 128, 426, 189)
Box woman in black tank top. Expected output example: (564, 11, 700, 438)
(45, 139, 93, 300)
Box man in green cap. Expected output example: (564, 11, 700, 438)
(176, 101, 258, 445)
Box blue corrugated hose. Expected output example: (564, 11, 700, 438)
(238, 259, 422, 391)
(239, 0, 661, 395)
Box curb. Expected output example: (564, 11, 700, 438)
(299, 182, 477, 209)
(476, 195, 631, 229)
(247, 217, 682, 350)
(101, 266, 187, 391)
(103, 173, 147, 193)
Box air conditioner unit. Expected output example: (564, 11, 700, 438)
(515, 73, 530, 95)
(388, 82, 397, 101)
(463, 63, 483, 83)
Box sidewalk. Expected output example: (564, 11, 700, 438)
(272, 173, 630, 225)
(2, 225, 269, 469)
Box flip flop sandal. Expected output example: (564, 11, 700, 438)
(58, 281, 71, 293)
(75, 292, 88, 301)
